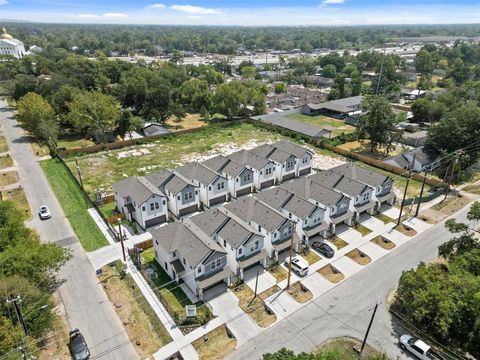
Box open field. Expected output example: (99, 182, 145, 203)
(40, 158, 109, 251)
(287, 113, 356, 137)
(233, 284, 277, 328)
(338, 140, 406, 159)
(65, 123, 285, 195)
(1, 188, 31, 220)
(0, 155, 13, 169)
(165, 113, 207, 131)
(98, 262, 172, 358)
(192, 324, 237, 360)
(0, 171, 18, 187)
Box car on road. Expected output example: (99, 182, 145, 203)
(311, 241, 335, 258)
(288, 257, 309, 276)
(39, 205, 51, 220)
(68, 329, 90, 360)
(399, 334, 444, 360)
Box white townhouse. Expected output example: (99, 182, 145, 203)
(311, 170, 376, 221)
(202, 155, 254, 199)
(256, 187, 327, 243)
(112, 176, 168, 230)
(282, 177, 353, 234)
(252, 143, 297, 182)
(331, 163, 396, 209)
(227, 149, 277, 189)
(271, 140, 314, 177)
(175, 162, 228, 208)
(151, 221, 231, 300)
(224, 197, 297, 261)
(146, 169, 200, 218)
(190, 209, 267, 280)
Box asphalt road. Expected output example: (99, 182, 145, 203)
(227, 204, 473, 360)
(0, 100, 138, 360)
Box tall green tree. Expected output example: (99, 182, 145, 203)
(17, 92, 58, 146)
(357, 95, 397, 152)
(67, 91, 121, 143)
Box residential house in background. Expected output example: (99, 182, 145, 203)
(331, 163, 395, 208)
(224, 197, 296, 261)
(112, 176, 168, 229)
(151, 221, 231, 300)
(146, 169, 199, 217)
(227, 150, 277, 189)
(383, 148, 438, 174)
(301, 96, 363, 125)
(175, 162, 228, 208)
(256, 187, 327, 243)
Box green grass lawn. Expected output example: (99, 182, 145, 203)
(99, 201, 116, 218)
(65, 123, 285, 196)
(57, 135, 95, 149)
(0, 155, 13, 169)
(141, 248, 211, 323)
(287, 113, 356, 137)
(0, 136, 9, 153)
(40, 158, 109, 251)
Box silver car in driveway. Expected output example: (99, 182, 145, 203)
(39, 205, 51, 220)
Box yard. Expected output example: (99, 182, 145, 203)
(1, 188, 31, 220)
(0, 171, 18, 187)
(329, 236, 348, 250)
(140, 248, 212, 327)
(65, 123, 285, 196)
(232, 284, 277, 328)
(318, 264, 344, 283)
(165, 113, 207, 131)
(0, 155, 13, 169)
(98, 262, 172, 358)
(286, 282, 312, 303)
(40, 158, 109, 251)
(354, 224, 372, 237)
(287, 113, 356, 137)
(192, 324, 237, 360)
(371, 236, 396, 250)
(301, 249, 321, 265)
(0, 135, 8, 152)
(346, 249, 372, 266)
(268, 264, 288, 284)
(376, 212, 394, 224)
(318, 337, 389, 359)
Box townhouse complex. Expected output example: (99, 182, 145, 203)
(112, 141, 396, 300)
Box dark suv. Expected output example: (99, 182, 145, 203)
(311, 241, 335, 258)
(68, 329, 90, 360)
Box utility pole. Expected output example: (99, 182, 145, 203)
(118, 218, 126, 262)
(8, 295, 28, 336)
(358, 303, 379, 358)
(414, 168, 429, 217)
(286, 221, 295, 289)
(397, 155, 415, 226)
(249, 269, 261, 305)
(375, 46, 386, 94)
(444, 155, 459, 201)
(75, 159, 88, 208)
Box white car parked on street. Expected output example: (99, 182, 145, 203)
(39, 205, 51, 220)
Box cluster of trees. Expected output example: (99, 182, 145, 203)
(1, 49, 266, 145)
(263, 347, 389, 360)
(5, 23, 480, 56)
(0, 201, 70, 359)
(393, 202, 480, 358)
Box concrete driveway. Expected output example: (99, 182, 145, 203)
(244, 265, 277, 294)
(264, 290, 302, 320)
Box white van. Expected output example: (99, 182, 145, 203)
(290, 258, 309, 276)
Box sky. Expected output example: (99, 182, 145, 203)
(0, 0, 479, 25)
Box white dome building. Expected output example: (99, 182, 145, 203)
(0, 27, 26, 59)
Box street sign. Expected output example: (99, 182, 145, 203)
(185, 305, 197, 318)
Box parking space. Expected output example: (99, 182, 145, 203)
(358, 241, 389, 261)
(300, 272, 334, 297)
(403, 217, 432, 233)
(337, 227, 363, 244)
(382, 228, 410, 245)
(264, 290, 302, 320)
(244, 265, 277, 294)
(360, 215, 391, 233)
(331, 256, 363, 277)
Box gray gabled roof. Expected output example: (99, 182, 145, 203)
(333, 176, 369, 197)
(312, 169, 369, 197)
(255, 187, 292, 210)
(309, 170, 343, 189)
(271, 140, 313, 159)
(151, 221, 225, 267)
(224, 197, 288, 233)
(146, 169, 194, 195)
(250, 143, 275, 158)
(254, 114, 332, 139)
(201, 155, 230, 173)
(227, 149, 270, 171)
(221, 159, 247, 178)
(281, 177, 346, 207)
(190, 208, 229, 237)
(112, 176, 165, 206)
(175, 162, 222, 186)
(217, 217, 256, 249)
(251, 143, 294, 164)
(331, 163, 390, 188)
(283, 194, 317, 219)
(311, 95, 363, 114)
